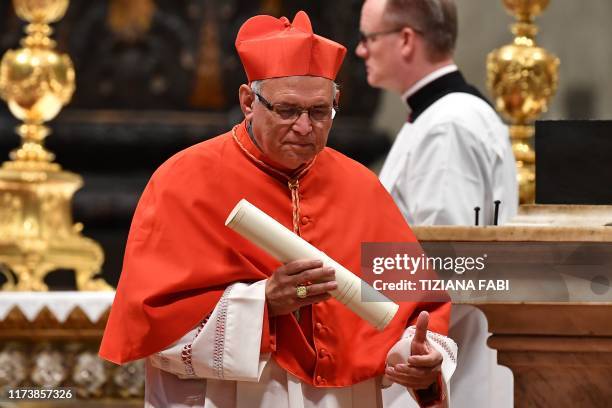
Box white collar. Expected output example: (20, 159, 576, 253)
(401, 64, 459, 105)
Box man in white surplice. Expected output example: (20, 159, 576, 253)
(99, 10, 458, 408)
(356, 0, 519, 407)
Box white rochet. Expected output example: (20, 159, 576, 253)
(225, 199, 399, 330)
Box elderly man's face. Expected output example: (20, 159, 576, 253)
(245, 76, 337, 170)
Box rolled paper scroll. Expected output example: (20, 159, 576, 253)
(225, 199, 399, 330)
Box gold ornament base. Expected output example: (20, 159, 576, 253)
(486, 0, 559, 204)
(0, 166, 111, 291)
(510, 124, 536, 204)
(0, 0, 109, 291)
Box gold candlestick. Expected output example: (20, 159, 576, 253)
(0, 0, 111, 291)
(487, 0, 559, 203)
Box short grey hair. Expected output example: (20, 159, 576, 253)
(251, 78, 339, 101)
(383, 0, 457, 59)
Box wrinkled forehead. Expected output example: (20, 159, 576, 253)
(258, 76, 335, 100)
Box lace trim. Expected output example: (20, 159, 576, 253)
(427, 331, 457, 364)
(180, 314, 211, 377)
(407, 326, 457, 364)
(212, 285, 235, 379)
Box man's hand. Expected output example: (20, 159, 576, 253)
(265, 259, 337, 316)
(385, 311, 443, 391)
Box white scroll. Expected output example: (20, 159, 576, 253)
(225, 199, 399, 330)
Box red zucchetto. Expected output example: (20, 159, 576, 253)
(235, 11, 347, 82)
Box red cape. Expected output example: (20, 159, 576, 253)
(99, 121, 450, 387)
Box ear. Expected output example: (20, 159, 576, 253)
(334, 89, 341, 107)
(399, 27, 419, 59)
(239, 84, 255, 121)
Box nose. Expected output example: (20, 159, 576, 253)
(292, 111, 312, 135)
(355, 41, 367, 58)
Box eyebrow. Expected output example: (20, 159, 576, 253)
(271, 94, 333, 104)
(274, 102, 333, 108)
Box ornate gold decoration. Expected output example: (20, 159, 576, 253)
(72, 350, 107, 397)
(31, 344, 67, 387)
(113, 361, 146, 398)
(0, 341, 145, 401)
(487, 0, 559, 203)
(0, 342, 28, 388)
(0, 0, 111, 291)
(296, 285, 308, 299)
(0, 304, 144, 401)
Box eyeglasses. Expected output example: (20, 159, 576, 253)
(358, 26, 421, 47)
(254, 92, 337, 122)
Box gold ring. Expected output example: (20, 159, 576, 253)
(296, 285, 308, 299)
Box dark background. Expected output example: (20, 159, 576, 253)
(536, 120, 612, 205)
(0, 0, 391, 288)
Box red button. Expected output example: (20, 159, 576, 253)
(318, 348, 327, 358)
(316, 375, 322, 383)
(315, 322, 323, 331)
(301, 216, 310, 225)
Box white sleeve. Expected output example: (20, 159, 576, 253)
(384, 326, 458, 407)
(402, 122, 490, 226)
(148, 280, 270, 382)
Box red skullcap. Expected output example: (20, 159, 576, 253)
(235, 11, 347, 82)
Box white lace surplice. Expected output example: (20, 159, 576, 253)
(379, 82, 517, 408)
(145, 281, 457, 408)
